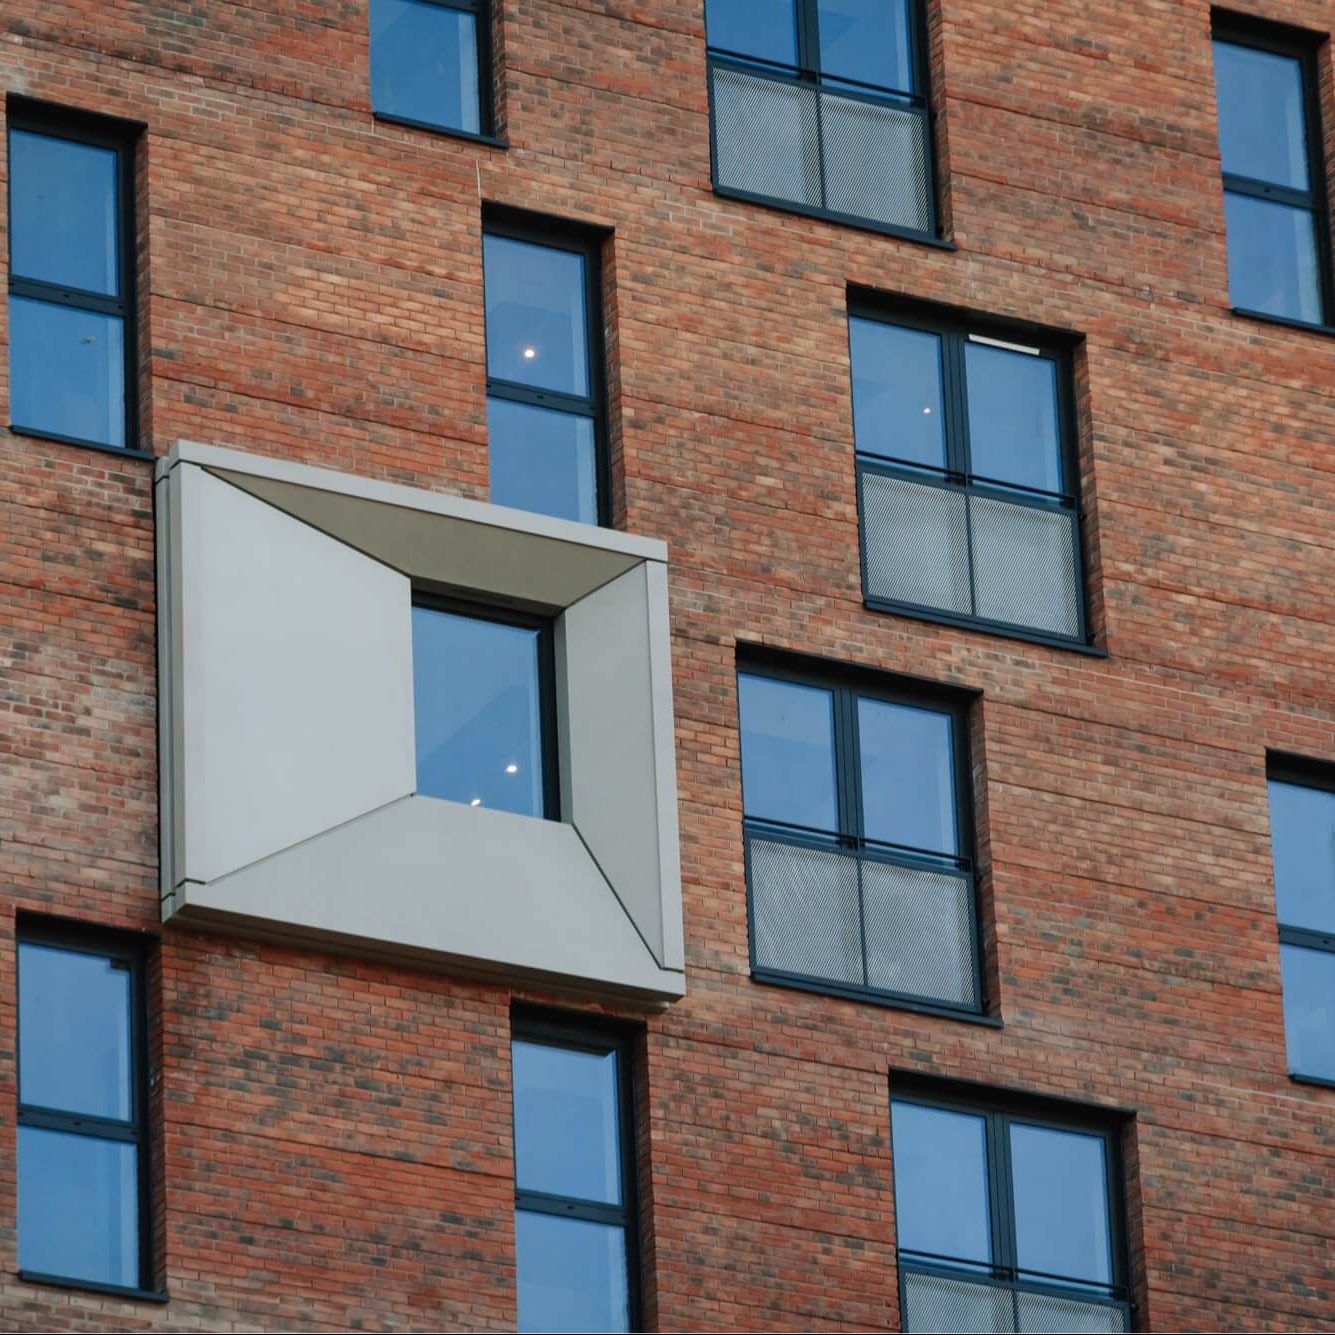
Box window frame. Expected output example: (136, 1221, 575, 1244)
(5, 99, 140, 454)
(14, 918, 157, 1300)
(481, 210, 611, 528)
(510, 1009, 641, 1332)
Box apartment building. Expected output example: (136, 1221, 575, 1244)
(0, 0, 1333, 1330)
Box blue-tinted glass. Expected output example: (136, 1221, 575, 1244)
(513, 1040, 621, 1204)
(1224, 192, 1322, 324)
(965, 342, 1063, 494)
(1212, 41, 1310, 190)
(487, 397, 597, 524)
(19, 942, 133, 1120)
(890, 1101, 991, 1267)
(18, 1126, 138, 1287)
(1281, 944, 1335, 1082)
(817, 0, 914, 91)
(8, 297, 125, 447)
(370, 0, 480, 135)
(412, 608, 544, 817)
(484, 235, 589, 396)
(738, 674, 838, 833)
(9, 129, 119, 295)
(857, 698, 957, 856)
(704, 0, 798, 66)
(516, 1211, 629, 1334)
(849, 318, 946, 469)
(1268, 780, 1335, 933)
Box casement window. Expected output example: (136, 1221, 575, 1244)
(737, 658, 982, 1015)
(369, 0, 494, 139)
(483, 217, 608, 526)
(511, 1017, 639, 1334)
(850, 305, 1089, 649)
(891, 1090, 1131, 1333)
(1266, 757, 1335, 1085)
(411, 598, 559, 819)
(1211, 19, 1332, 328)
(704, 0, 936, 238)
(16, 923, 152, 1296)
(6, 103, 137, 451)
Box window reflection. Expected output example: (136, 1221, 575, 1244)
(738, 674, 839, 832)
(370, 0, 482, 135)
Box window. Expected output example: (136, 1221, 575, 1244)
(1267, 758, 1335, 1085)
(483, 217, 608, 525)
(369, 0, 493, 139)
(850, 305, 1088, 648)
(511, 1017, 638, 1334)
(737, 658, 981, 1014)
(890, 1089, 1130, 1333)
(16, 923, 151, 1295)
(704, 0, 935, 237)
(6, 104, 136, 451)
(412, 598, 558, 819)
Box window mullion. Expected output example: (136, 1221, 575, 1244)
(797, 0, 821, 75)
(990, 1112, 1017, 1275)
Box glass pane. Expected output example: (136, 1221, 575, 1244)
(369, 0, 480, 135)
(484, 235, 589, 396)
(1010, 1123, 1112, 1287)
(704, 0, 798, 66)
(1281, 944, 1335, 1082)
(513, 1040, 621, 1204)
(516, 1211, 629, 1334)
(1267, 779, 1335, 933)
(487, 397, 597, 524)
(817, 0, 914, 92)
(8, 296, 125, 447)
(857, 698, 957, 856)
(1212, 40, 1310, 190)
(19, 942, 133, 1120)
(18, 1126, 138, 1288)
(9, 129, 119, 295)
(738, 674, 839, 833)
(1224, 192, 1322, 325)
(412, 607, 545, 817)
(964, 342, 1063, 494)
(849, 319, 946, 470)
(890, 1101, 992, 1268)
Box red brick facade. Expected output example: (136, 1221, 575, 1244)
(0, 0, 1333, 1330)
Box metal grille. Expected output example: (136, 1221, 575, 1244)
(1013, 1289, 1128, 1334)
(712, 66, 822, 209)
(820, 91, 932, 233)
(860, 470, 972, 615)
(970, 494, 1081, 639)
(902, 1270, 1012, 1334)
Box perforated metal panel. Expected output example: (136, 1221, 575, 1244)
(861, 470, 971, 615)
(902, 1271, 1012, 1334)
(712, 66, 822, 209)
(970, 495, 1081, 639)
(1013, 1289, 1128, 1333)
(821, 93, 932, 233)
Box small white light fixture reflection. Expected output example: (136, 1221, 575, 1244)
(504, 763, 519, 774)
(522, 346, 537, 360)
(470, 797, 482, 807)
(922, 406, 932, 414)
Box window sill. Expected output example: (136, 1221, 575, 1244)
(753, 968, 1002, 1026)
(1290, 1071, 1335, 1091)
(8, 424, 154, 462)
(18, 1271, 169, 1303)
(1232, 307, 1335, 340)
(864, 597, 1107, 658)
(372, 111, 507, 149)
(713, 185, 955, 250)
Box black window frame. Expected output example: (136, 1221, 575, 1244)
(1211, 12, 1335, 332)
(703, 0, 945, 244)
(510, 1009, 641, 1333)
(14, 917, 161, 1302)
(889, 1078, 1133, 1331)
(737, 649, 988, 1021)
(849, 296, 1095, 654)
(6, 98, 141, 456)
(482, 208, 611, 528)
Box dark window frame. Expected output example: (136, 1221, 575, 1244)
(1211, 12, 1335, 330)
(848, 296, 1094, 653)
(14, 917, 158, 1300)
(6, 98, 140, 454)
(510, 1009, 641, 1332)
(482, 208, 611, 528)
(737, 650, 986, 1019)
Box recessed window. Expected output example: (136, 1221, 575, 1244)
(483, 220, 606, 525)
(411, 600, 557, 819)
(890, 1091, 1130, 1332)
(369, 0, 492, 138)
(16, 924, 150, 1294)
(704, 0, 935, 237)
(6, 105, 136, 450)
(1211, 22, 1331, 326)
(737, 659, 981, 1014)
(850, 306, 1088, 647)
(512, 1018, 638, 1333)
(1266, 759, 1335, 1084)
